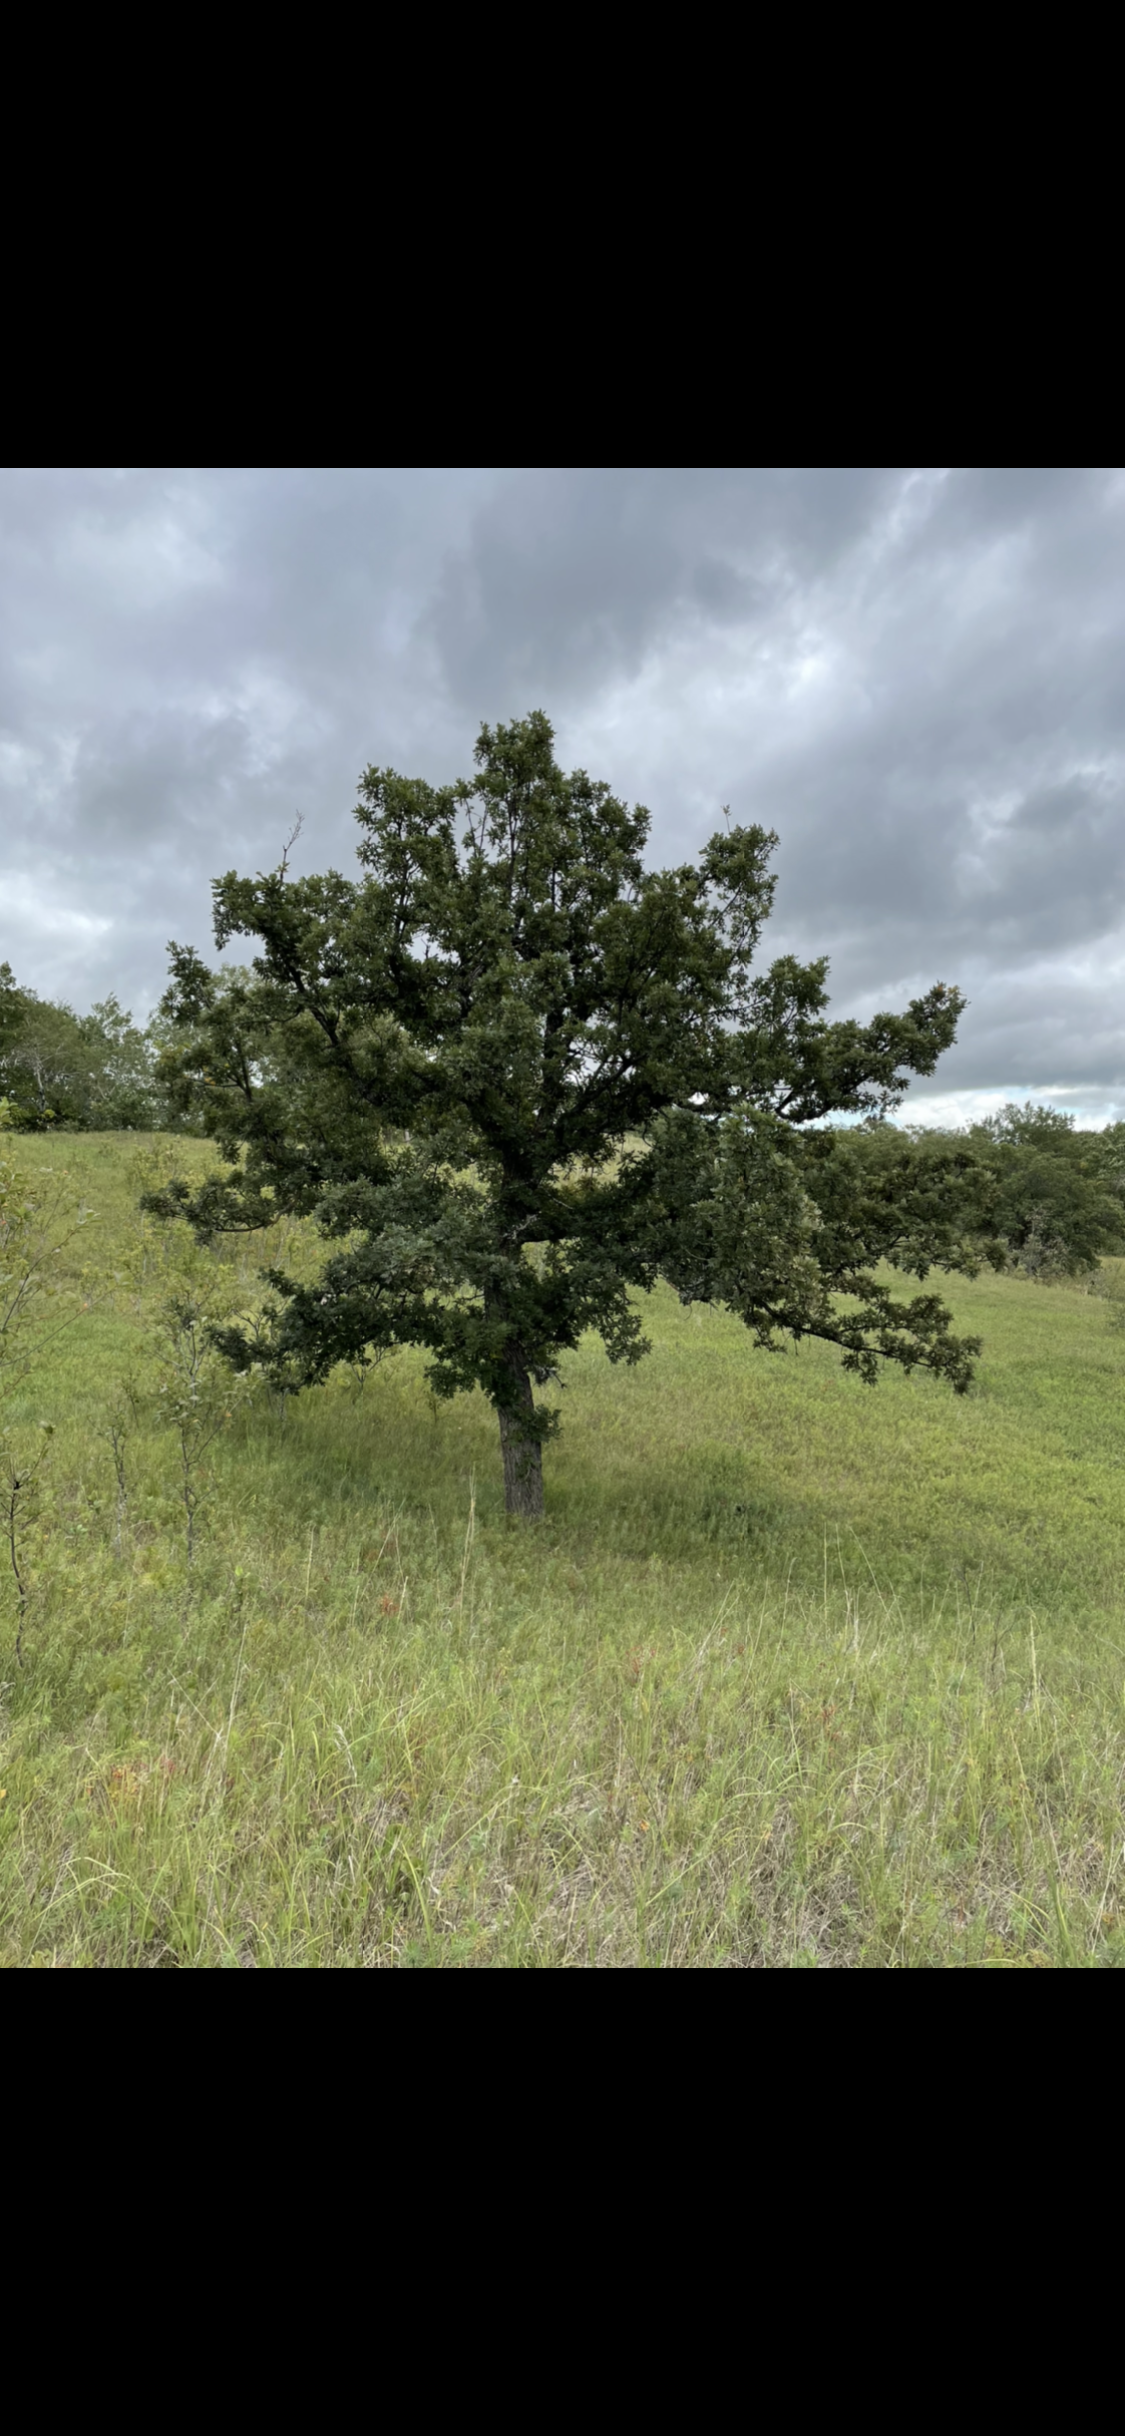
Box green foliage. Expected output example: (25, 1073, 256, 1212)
(1088, 1121, 1125, 1196)
(0, 974, 94, 1128)
(0, 960, 201, 1135)
(969, 1103, 1125, 1276)
(0, 963, 26, 1065)
(76, 996, 163, 1130)
(151, 1293, 252, 1564)
(876, 1102, 1125, 1282)
(145, 713, 986, 1514)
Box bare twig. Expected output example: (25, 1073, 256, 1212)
(3, 1424, 53, 1666)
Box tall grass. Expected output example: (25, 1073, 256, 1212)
(2, 1132, 1125, 1967)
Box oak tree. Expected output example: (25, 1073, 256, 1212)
(146, 714, 993, 1516)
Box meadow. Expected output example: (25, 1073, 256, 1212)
(3, 1129, 1125, 1967)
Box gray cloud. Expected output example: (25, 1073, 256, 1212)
(3, 467, 1125, 1120)
(423, 467, 903, 712)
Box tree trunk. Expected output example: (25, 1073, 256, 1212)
(496, 1359, 544, 1520)
(485, 1277, 546, 1519)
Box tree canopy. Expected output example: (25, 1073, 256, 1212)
(144, 712, 1002, 1515)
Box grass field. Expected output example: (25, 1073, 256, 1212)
(3, 1129, 1125, 1967)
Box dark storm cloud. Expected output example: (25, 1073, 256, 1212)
(2, 467, 1124, 1120)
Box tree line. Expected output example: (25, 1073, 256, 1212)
(0, 961, 207, 1134)
(843, 1101, 1125, 1281)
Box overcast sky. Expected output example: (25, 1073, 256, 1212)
(3, 467, 1124, 1126)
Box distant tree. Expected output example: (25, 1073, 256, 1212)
(967, 1103, 1125, 1277)
(0, 963, 26, 1055)
(76, 995, 161, 1130)
(0, 963, 176, 1133)
(871, 1101, 1125, 1280)
(1089, 1121, 1125, 1207)
(0, 985, 97, 1128)
(144, 712, 996, 1517)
